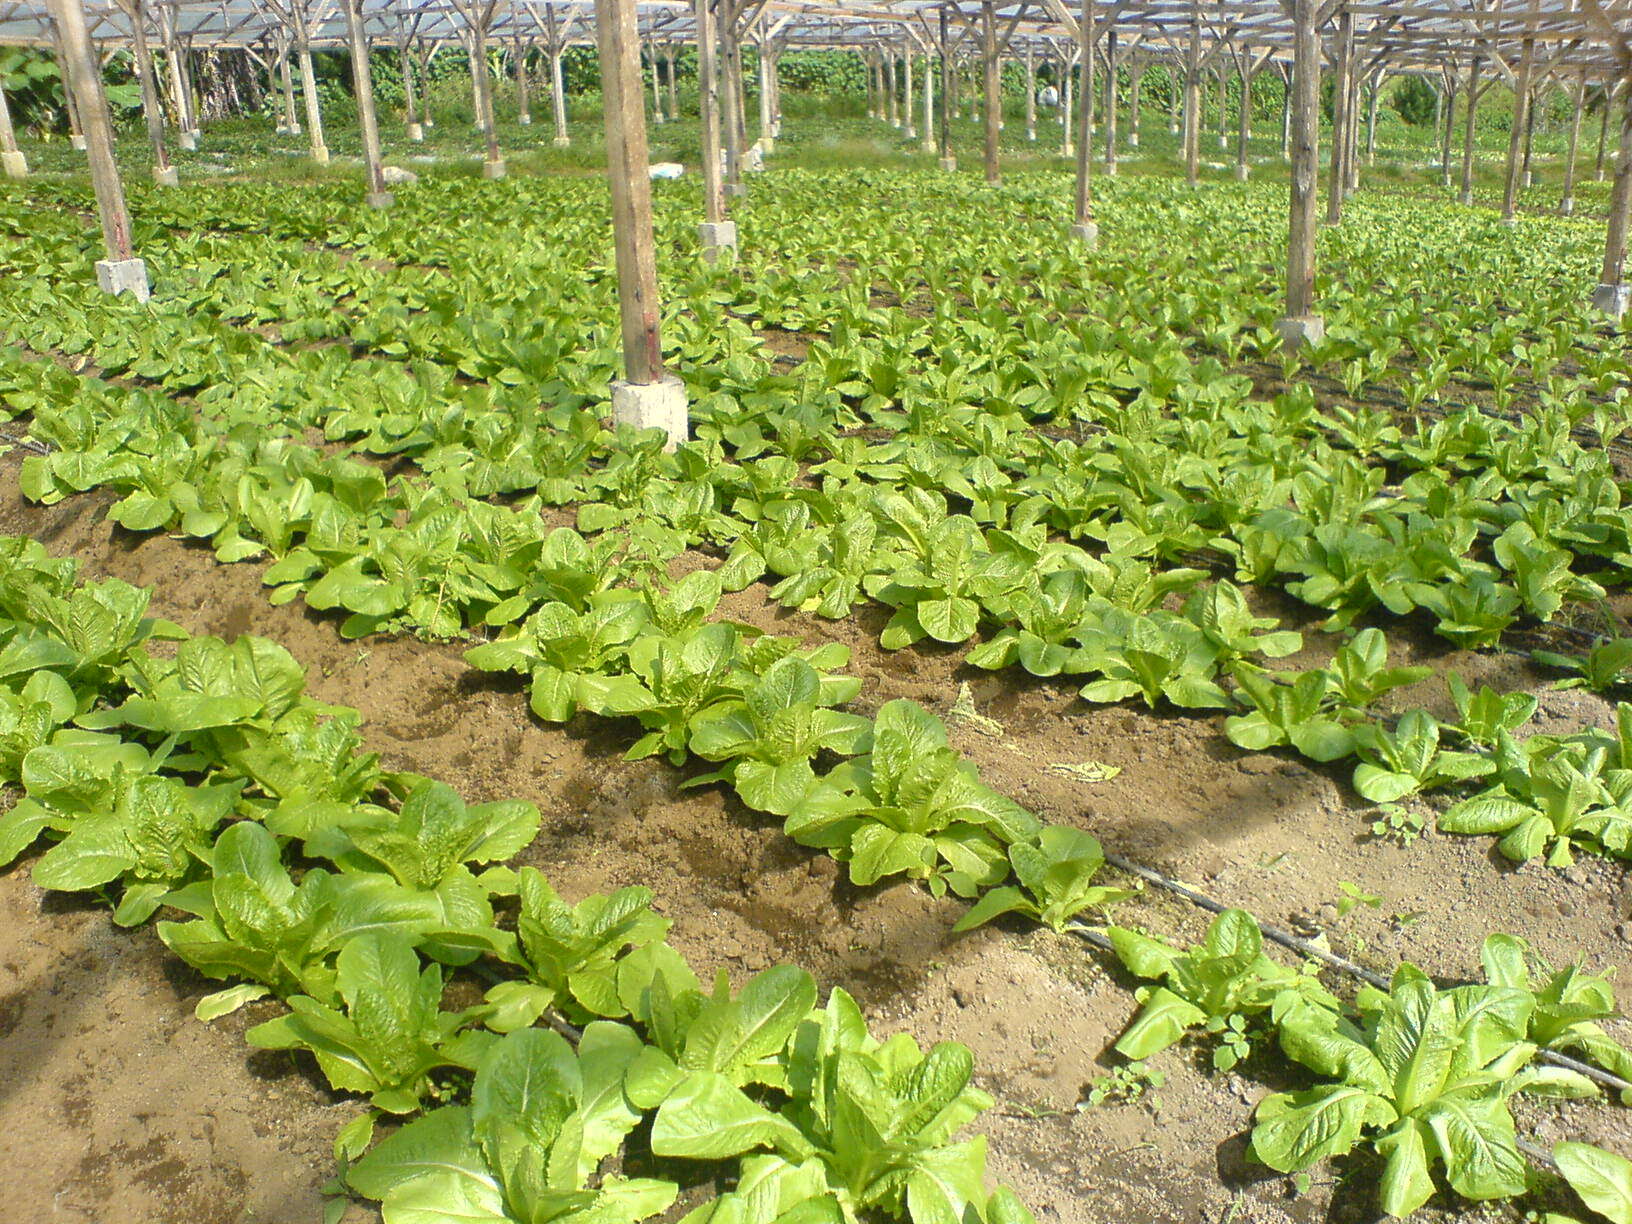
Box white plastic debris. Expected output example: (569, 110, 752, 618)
(649, 162, 685, 179)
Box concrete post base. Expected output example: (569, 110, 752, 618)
(407, 123, 425, 142)
(483, 159, 508, 179)
(96, 257, 151, 302)
(903, 128, 915, 141)
(1233, 164, 1248, 181)
(1592, 282, 1630, 318)
(154, 165, 179, 187)
(611, 374, 687, 451)
(1168, 124, 1178, 136)
(757, 137, 775, 154)
(1561, 197, 1576, 217)
(1275, 314, 1326, 351)
(921, 140, 934, 154)
(520, 115, 532, 125)
(1069, 222, 1099, 248)
(698, 220, 737, 263)
(275, 124, 288, 135)
(179, 131, 198, 151)
(1026, 128, 1036, 142)
(553, 135, 570, 148)
(1499, 215, 1518, 228)
(366, 191, 396, 209)
(2, 151, 28, 179)
(1106, 163, 1118, 177)
(70, 135, 87, 151)
(725, 182, 747, 198)
(312, 145, 331, 164)
(938, 156, 957, 171)
(289, 124, 302, 136)
(1523, 171, 1533, 188)
(1129, 132, 1140, 147)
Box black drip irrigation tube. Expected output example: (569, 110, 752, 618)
(1057, 851, 1632, 1104)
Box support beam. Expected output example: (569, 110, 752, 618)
(1325, 5, 1352, 224)
(1128, 60, 1143, 147)
(117, 0, 175, 186)
(47, 0, 147, 301)
(1502, 7, 1539, 224)
(549, 44, 569, 145)
(1279, 0, 1321, 349)
(1235, 56, 1252, 180)
(1461, 56, 1482, 206)
(0, 76, 27, 178)
(667, 46, 678, 121)
(400, 37, 422, 140)
(1183, 8, 1201, 183)
(922, 45, 935, 152)
(293, 5, 330, 163)
(1595, 75, 1632, 318)
(982, 3, 1001, 183)
(277, 40, 301, 135)
(1599, 80, 1617, 182)
(1072, 0, 1096, 246)
(695, 0, 734, 262)
(1439, 71, 1455, 186)
(1564, 73, 1587, 215)
(342, 0, 390, 207)
(1025, 44, 1036, 140)
(47, 15, 87, 151)
(939, 12, 955, 168)
(518, 37, 534, 125)
(594, 0, 685, 448)
(903, 49, 916, 140)
(1103, 27, 1118, 175)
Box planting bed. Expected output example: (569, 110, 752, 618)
(3, 145, 1632, 1224)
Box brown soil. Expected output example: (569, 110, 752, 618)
(1, 460, 1630, 1224)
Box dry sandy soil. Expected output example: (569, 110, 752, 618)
(2, 461, 1630, 1224)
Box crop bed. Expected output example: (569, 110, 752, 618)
(3, 154, 1632, 1224)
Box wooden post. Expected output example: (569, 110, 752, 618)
(463, 13, 506, 176)
(518, 37, 534, 125)
(1598, 81, 1616, 182)
(400, 37, 422, 139)
(276, 38, 301, 135)
(1522, 86, 1538, 187)
(1071, 0, 1096, 243)
(291, 6, 330, 162)
(982, 2, 1000, 183)
(757, 38, 773, 148)
(694, 0, 733, 259)
(1343, 66, 1361, 193)
(1235, 58, 1252, 180)
(865, 50, 876, 119)
(903, 49, 916, 139)
(547, 4, 571, 147)
(1061, 49, 1074, 157)
(1564, 73, 1587, 215)
(1502, 10, 1537, 224)
(1461, 57, 1482, 206)
(118, 0, 175, 185)
(1279, 0, 1321, 347)
(1325, 5, 1352, 223)
(1594, 75, 1632, 316)
(667, 46, 679, 119)
(47, 0, 147, 299)
(1127, 60, 1143, 147)
(1183, 5, 1200, 184)
(1025, 44, 1036, 140)
(593, 0, 684, 446)
(939, 11, 954, 166)
(885, 51, 898, 128)
(0, 75, 27, 178)
(648, 42, 663, 122)
(1103, 27, 1118, 175)
(923, 43, 936, 152)
(342, 0, 390, 206)
(47, 15, 87, 150)
(1168, 62, 1180, 134)
(1440, 71, 1455, 185)
(1217, 65, 1229, 149)
(723, 20, 746, 194)
(1365, 72, 1380, 163)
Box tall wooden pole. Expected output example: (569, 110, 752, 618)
(1502, 10, 1537, 224)
(695, 0, 733, 260)
(400, 38, 422, 139)
(939, 12, 954, 167)
(120, 0, 175, 185)
(47, 0, 148, 299)
(467, 16, 505, 176)
(47, 16, 87, 150)
(1061, 48, 1074, 156)
(1461, 57, 1482, 206)
(1594, 74, 1632, 317)
(1103, 27, 1118, 175)
(342, 0, 390, 206)
(1279, 0, 1322, 347)
(1440, 72, 1455, 185)
(667, 46, 679, 119)
(547, 6, 570, 147)
(1071, 0, 1096, 243)
(1235, 59, 1252, 180)
(1025, 44, 1036, 140)
(291, 5, 329, 162)
(1183, 4, 1200, 183)
(276, 38, 301, 135)
(922, 44, 935, 151)
(595, 0, 685, 447)
(1563, 74, 1587, 216)
(1217, 66, 1229, 149)
(1325, 5, 1352, 223)
(0, 76, 27, 178)
(981, 4, 1000, 182)
(518, 37, 535, 124)
(1598, 81, 1616, 181)
(1128, 60, 1143, 147)
(903, 49, 916, 140)
(721, 8, 745, 195)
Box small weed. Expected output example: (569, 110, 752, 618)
(1080, 1060, 1166, 1111)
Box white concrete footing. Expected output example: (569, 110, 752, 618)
(483, 159, 507, 179)
(1592, 282, 1630, 318)
(1561, 197, 1576, 217)
(154, 165, 179, 187)
(1522, 170, 1533, 188)
(179, 130, 198, 151)
(611, 374, 688, 450)
(312, 145, 331, 164)
(96, 257, 151, 302)
(938, 155, 957, 171)
(2, 151, 28, 179)
(903, 127, 915, 141)
(1233, 164, 1248, 181)
(289, 123, 302, 136)
(724, 182, 746, 197)
(1129, 132, 1140, 147)
(1069, 221, 1099, 248)
(552, 135, 569, 148)
(407, 123, 425, 142)
(365, 190, 395, 209)
(1026, 127, 1036, 142)
(70, 135, 87, 151)
(698, 220, 737, 264)
(1275, 314, 1326, 350)
(520, 114, 532, 125)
